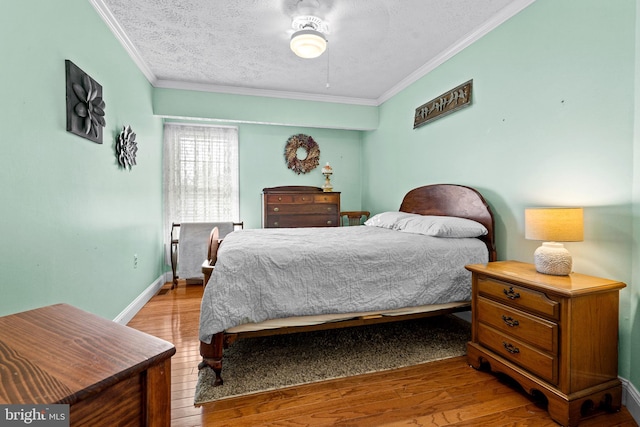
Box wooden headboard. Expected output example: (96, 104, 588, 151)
(399, 184, 497, 261)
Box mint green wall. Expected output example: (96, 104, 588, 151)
(154, 88, 378, 131)
(0, 1, 163, 319)
(633, 0, 640, 395)
(164, 119, 364, 229)
(362, 0, 638, 387)
(236, 124, 363, 228)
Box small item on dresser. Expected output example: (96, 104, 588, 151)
(321, 162, 333, 192)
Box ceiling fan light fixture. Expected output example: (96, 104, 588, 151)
(290, 28, 326, 59)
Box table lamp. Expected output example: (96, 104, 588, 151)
(321, 162, 333, 192)
(524, 207, 584, 275)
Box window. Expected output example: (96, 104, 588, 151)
(163, 123, 239, 252)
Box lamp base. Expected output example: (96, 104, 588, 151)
(534, 242, 572, 275)
(322, 174, 333, 192)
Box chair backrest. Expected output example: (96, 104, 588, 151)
(340, 211, 370, 226)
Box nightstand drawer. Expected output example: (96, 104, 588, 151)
(477, 297, 558, 353)
(477, 323, 558, 385)
(477, 276, 559, 320)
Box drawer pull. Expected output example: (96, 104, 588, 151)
(273, 207, 279, 212)
(501, 315, 520, 327)
(503, 287, 521, 300)
(273, 222, 279, 227)
(502, 342, 520, 354)
(326, 220, 332, 225)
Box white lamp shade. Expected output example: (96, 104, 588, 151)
(525, 207, 584, 276)
(290, 29, 326, 58)
(524, 208, 584, 242)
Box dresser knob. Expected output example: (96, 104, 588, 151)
(501, 315, 520, 327)
(503, 287, 521, 300)
(273, 207, 279, 212)
(326, 220, 332, 225)
(273, 222, 279, 227)
(278, 197, 282, 201)
(502, 342, 520, 354)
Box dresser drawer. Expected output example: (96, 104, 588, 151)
(477, 297, 558, 353)
(292, 194, 316, 203)
(477, 276, 559, 320)
(477, 323, 558, 385)
(265, 194, 295, 203)
(268, 204, 338, 215)
(266, 215, 338, 228)
(313, 194, 339, 203)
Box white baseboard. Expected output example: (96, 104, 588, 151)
(113, 274, 165, 325)
(622, 377, 640, 423)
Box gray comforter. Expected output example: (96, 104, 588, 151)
(199, 226, 488, 343)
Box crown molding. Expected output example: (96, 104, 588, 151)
(376, 0, 537, 105)
(90, 0, 158, 84)
(92, 0, 535, 108)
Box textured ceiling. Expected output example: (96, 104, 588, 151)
(93, 0, 534, 105)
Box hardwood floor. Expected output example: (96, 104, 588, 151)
(127, 283, 638, 427)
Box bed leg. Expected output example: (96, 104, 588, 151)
(199, 333, 224, 386)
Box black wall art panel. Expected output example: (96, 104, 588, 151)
(65, 60, 106, 144)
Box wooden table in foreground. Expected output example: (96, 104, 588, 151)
(0, 303, 175, 426)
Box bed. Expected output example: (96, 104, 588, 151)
(198, 184, 497, 386)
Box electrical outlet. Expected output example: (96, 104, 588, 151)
(134, 254, 138, 269)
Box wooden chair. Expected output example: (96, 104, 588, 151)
(340, 211, 370, 226)
(171, 221, 243, 288)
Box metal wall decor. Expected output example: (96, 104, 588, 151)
(65, 60, 106, 143)
(413, 80, 472, 129)
(116, 125, 138, 170)
(284, 134, 320, 174)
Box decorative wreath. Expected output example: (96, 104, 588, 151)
(284, 134, 320, 174)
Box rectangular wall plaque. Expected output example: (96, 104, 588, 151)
(413, 79, 473, 129)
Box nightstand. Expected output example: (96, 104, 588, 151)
(466, 260, 626, 427)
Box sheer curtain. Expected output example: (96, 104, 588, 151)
(163, 123, 239, 261)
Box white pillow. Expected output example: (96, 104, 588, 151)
(364, 211, 416, 229)
(395, 215, 488, 238)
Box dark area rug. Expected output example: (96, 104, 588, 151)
(194, 314, 470, 405)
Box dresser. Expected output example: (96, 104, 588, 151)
(0, 304, 175, 426)
(262, 186, 340, 228)
(466, 261, 625, 427)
